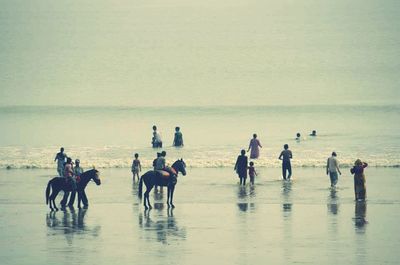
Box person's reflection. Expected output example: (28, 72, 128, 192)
(138, 208, 186, 244)
(354, 201, 368, 230)
(237, 186, 247, 199)
(327, 188, 339, 215)
(282, 181, 292, 215)
(237, 203, 248, 212)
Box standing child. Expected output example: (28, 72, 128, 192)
(131, 153, 142, 181)
(248, 161, 257, 185)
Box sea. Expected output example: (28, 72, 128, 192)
(0, 104, 399, 170)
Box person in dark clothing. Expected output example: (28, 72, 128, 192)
(173, 127, 184, 147)
(350, 159, 368, 201)
(234, 149, 248, 186)
(279, 144, 293, 180)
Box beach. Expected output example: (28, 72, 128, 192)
(1, 167, 400, 265)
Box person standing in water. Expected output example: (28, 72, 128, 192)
(234, 149, 248, 186)
(131, 153, 142, 181)
(54, 147, 67, 176)
(152, 125, 162, 148)
(310, 130, 317, 137)
(351, 159, 368, 201)
(248, 161, 257, 185)
(279, 144, 293, 180)
(326, 152, 341, 188)
(247, 134, 262, 159)
(173, 127, 184, 147)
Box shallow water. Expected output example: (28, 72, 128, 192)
(1, 167, 399, 265)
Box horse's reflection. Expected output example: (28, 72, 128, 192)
(327, 188, 339, 215)
(46, 208, 100, 239)
(138, 208, 186, 244)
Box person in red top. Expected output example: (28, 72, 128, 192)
(350, 159, 368, 201)
(248, 161, 257, 185)
(64, 157, 76, 191)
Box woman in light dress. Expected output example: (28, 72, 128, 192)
(248, 134, 262, 159)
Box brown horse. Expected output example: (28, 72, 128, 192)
(45, 169, 101, 211)
(139, 159, 186, 209)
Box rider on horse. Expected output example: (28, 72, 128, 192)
(64, 157, 77, 191)
(154, 151, 177, 185)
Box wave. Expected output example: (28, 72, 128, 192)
(0, 146, 399, 170)
(1, 158, 399, 170)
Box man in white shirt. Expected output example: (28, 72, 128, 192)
(326, 152, 341, 187)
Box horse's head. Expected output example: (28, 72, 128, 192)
(172, 159, 186, 176)
(91, 169, 101, 185)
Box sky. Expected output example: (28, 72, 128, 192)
(0, 0, 399, 107)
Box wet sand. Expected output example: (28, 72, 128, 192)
(1, 167, 400, 265)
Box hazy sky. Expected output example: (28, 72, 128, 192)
(0, 0, 399, 106)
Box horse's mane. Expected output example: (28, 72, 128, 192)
(81, 168, 97, 177)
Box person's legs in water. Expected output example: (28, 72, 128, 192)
(282, 163, 287, 180)
(329, 172, 338, 187)
(287, 162, 292, 179)
(243, 177, 247, 186)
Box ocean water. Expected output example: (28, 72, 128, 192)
(0, 104, 399, 170)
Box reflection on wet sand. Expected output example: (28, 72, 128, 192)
(354, 201, 368, 231)
(46, 208, 100, 244)
(237, 203, 256, 212)
(236, 185, 256, 212)
(327, 188, 339, 215)
(138, 208, 186, 244)
(282, 181, 292, 214)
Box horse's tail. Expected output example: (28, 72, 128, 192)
(138, 176, 143, 199)
(45, 180, 52, 205)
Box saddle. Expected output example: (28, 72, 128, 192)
(156, 167, 177, 179)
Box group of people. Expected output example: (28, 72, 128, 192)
(151, 125, 184, 148)
(54, 147, 84, 191)
(237, 133, 368, 201)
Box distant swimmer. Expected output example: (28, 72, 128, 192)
(310, 130, 317, 137)
(248, 133, 262, 159)
(234, 150, 248, 186)
(279, 144, 292, 180)
(326, 152, 341, 188)
(131, 153, 142, 182)
(152, 125, 163, 148)
(295, 133, 301, 141)
(351, 159, 368, 201)
(173, 126, 184, 147)
(54, 147, 67, 176)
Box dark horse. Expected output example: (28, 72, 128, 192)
(139, 159, 186, 209)
(45, 169, 101, 211)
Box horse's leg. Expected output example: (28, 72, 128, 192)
(77, 191, 82, 209)
(82, 190, 89, 208)
(143, 184, 149, 209)
(167, 186, 171, 207)
(146, 185, 154, 209)
(170, 185, 176, 208)
(68, 191, 76, 207)
(60, 191, 69, 209)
